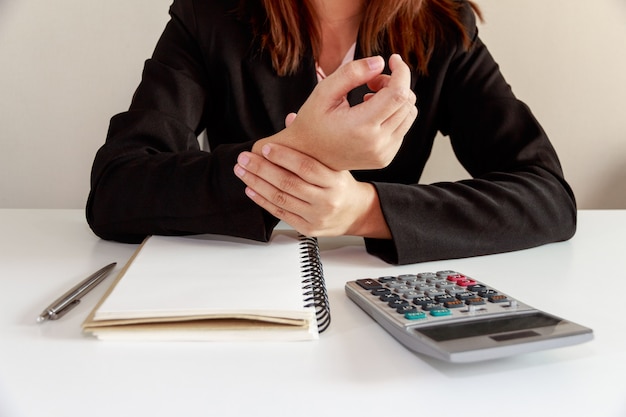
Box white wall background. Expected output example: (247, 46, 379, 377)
(1, 0, 625, 209)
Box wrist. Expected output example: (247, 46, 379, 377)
(252, 128, 301, 156)
(347, 182, 391, 239)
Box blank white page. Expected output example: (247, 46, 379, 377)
(93, 231, 313, 321)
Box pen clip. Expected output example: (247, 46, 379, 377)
(36, 262, 116, 323)
(48, 299, 81, 320)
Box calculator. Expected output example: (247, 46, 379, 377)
(345, 270, 593, 363)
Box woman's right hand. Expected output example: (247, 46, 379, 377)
(253, 54, 417, 171)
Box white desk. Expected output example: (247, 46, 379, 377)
(1, 209, 624, 417)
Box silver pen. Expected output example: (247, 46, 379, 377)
(36, 262, 117, 323)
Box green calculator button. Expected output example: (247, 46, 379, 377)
(429, 308, 452, 317)
(405, 311, 427, 320)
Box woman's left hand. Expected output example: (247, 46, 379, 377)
(234, 142, 388, 238)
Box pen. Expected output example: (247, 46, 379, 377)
(36, 262, 117, 323)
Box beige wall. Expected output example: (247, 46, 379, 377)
(1, 0, 625, 209)
(421, 0, 626, 208)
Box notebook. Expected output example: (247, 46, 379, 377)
(82, 230, 330, 341)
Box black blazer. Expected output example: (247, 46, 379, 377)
(87, 0, 576, 264)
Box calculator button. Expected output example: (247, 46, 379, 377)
(445, 273, 466, 282)
(415, 283, 436, 292)
(467, 284, 488, 292)
(456, 291, 476, 300)
(403, 290, 423, 299)
(446, 286, 466, 296)
(356, 279, 383, 290)
(436, 281, 456, 290)
(421, 303, 440, 311)
(405, 311, 427, 320)
(371, 288, 391, 296)
(396, 305, 416, 314)
(478, 289, 498, 297)
(398, 274, 418, 282)
(444, 299, 465, 308)
(456, 279, 477, 287)
(434, 294, 456, 303)
(489, 294, 509, 303)
(436, 270, 458, 279)
(378, 276, 397, 283)
(380, 293, 401, 302)
(386, 281, 406, 289)
(465, 297, 486, 305)
(394, 285, 413, 294)
(430, 308, 452, 317)
(413, 296, 434, 306)
(388, 299, 410, 309)
(425, 289, 447, 298)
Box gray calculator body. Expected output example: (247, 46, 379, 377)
(345, 271, 593, 363)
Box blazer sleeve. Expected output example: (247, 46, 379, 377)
(86, 0, 278, 243)
(364, 11, 577, 264)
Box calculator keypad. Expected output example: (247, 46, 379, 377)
(355, 271, 517, 323)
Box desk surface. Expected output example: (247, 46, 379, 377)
(1, 209, 624, 417)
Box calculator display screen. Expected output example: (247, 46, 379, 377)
(416, 312, 562, 342)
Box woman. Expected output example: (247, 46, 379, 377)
(87, 0, 576, 264)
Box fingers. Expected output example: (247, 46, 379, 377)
(234, 145, 335, 220)
(366, 73, 391, 93)
(387, 53, 412, 93)
(359, 55, 418, 139)
(234, 145, 369, 237)
(360, 54, 414, 123)
(316, 56, 385, 106)
(235, 144, 332, 189)
(234, 151, 309, 222)
(388, 99, 419, 138)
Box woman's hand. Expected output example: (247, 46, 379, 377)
(254, 54, 417, 171)
(234, 143, 391, 238)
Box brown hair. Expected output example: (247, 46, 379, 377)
(246, 0, 482, 76)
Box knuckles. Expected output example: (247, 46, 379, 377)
(388, 86, 411, 105)
(339, 61, 362, 84)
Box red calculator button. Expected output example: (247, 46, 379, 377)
(446, 274, 466, 282)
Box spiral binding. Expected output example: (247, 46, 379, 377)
(299, 235, 331, 333)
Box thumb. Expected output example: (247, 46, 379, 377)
(285, 112, 297, 127)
